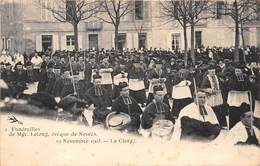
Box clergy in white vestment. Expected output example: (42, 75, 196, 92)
(14, 52, 24, 65)
(172, 91, 220, 142)
(30, 52, 43, 82)
(201, 63, 227, 128)
(217, 103, 260, 146)
(171, 69, 193, 118)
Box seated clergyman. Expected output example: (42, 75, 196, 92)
(141, 85, 174, 130)
(85, 74, 112, 125)
(225, 103, 260, 146)
(172, 91, 220, 142)
(111, 82, 143, 133)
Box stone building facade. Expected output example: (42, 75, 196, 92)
(1, 0, 260, 54)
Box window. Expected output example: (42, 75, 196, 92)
(257, 1, 260, 20)
(40, 0, 53, 21)
(172, 34, 181, 51)
(89, 34, 98, 49)
(42, 35, 53, 52)
(66, 35, 75, 46)
(135, 0, 144, 20)
(195, 31, 202, 48)
(174, 1, 179, 19)
(138, 33, 147, 49)
(2, 38, 6, 50)
(7, 39, 11, 50)
(66, 0, 76, 22)
(216, 1, 225, 19)
(117, 33, 127, 51)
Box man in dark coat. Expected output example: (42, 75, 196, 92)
(171, 69, 194, 118)
(147, 60, 169, 106)
(12, 62, 28, 98)
(38, 61, 57, 95)
(85, 74, 112, 125)
(112, 82, 143, 133)
(141, 85, 174, 130)
(52, 70, 74, 97)
(1, 63, 13, 83)
(128, 60, 146, 107)
(200, 63, 227, 128)
(227, 64, 253, 129)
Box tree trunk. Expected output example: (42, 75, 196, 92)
(234, 1, 240, 62)
(73, 23, 79, 51)
(240, 22, 246, 63)
(183, 24, 188, 67)
(190, 21, 195, 65)
(114, 24, 119, 50)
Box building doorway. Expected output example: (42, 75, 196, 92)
(195, 31, 202, 48)
(138, 33, 147, 49)
(89, 34, 98, 49)
(117, 33, 126, 51)
(42, 35, 53, 52)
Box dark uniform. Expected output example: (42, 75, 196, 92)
(85, 84, 112, 124)
(128, 65, 146, 106)
(112, 82, 143, 133)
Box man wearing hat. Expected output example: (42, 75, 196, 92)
(52, 70, 74, 97)
(226, 64, 254, 129)
(11, 62, 28, 98)
(172, 91, 220, 142)
(111, 82, 143, 133)
(85, 74, 112, 125)
(112, 61, 128, 99)
(25, 62, 34, 83)
(141, 85, 174, 130)
(171, 68, 193, 118)
(95, 58, 113, 98)
(38, 61, 57, 94)
(2, 63, 14, 83)
(128, 60, 146, 107)
(222, 103, 260, 146)
(147, 59, 169, 106)
(30, 52, 43, 82)
(201, 61, 227, 128)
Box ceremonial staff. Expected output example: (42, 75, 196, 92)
(192, 70, 205, 121)
(248, 64, 255, 135)
(68, 51, 77, 96)
(248, 90, 254, 135)
(83, 50, 86, 80)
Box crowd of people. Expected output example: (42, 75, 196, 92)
(0, 46, 260, 145)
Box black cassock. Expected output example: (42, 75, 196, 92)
(128, 67, 146, 105)
(85, 85, 113, 124)
(112, 96, 143, 132)
(52, 76, 74, 97)
(147, 69, 170, 106)
(227, 73, 252, 129)
(141, 101, 174, 129)
(180, 116, 221, 141)
(11, 70, 28, 97)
